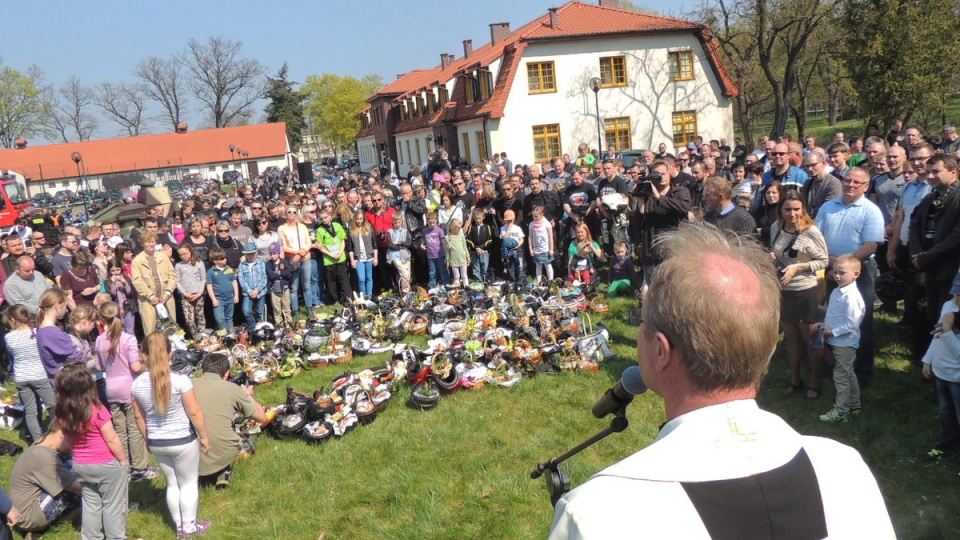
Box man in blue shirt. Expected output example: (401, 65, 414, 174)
(815, 167, 885, 389)
(762, 142, 809, 192)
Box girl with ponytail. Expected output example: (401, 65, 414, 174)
(95, 302, 156, 482)
(3, 304, 55, 442)
(131, 333, 211, 538)
(35, 288, 84, 383)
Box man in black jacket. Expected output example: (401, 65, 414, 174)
(909, 154, 960, 323)
(629, 160, 691, 298)
(398, 184, 427, 287)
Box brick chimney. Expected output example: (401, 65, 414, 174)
(599, 0, 621, 7)
(548, 7, 559, 28)
(490, 22, 510, 45)
(440, 53, 454, 69)
(463, 39, 473, 58)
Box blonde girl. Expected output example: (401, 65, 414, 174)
(131, 333, 211, 538)
(445, 219, 469, 287)
(96, 302, 155, 482)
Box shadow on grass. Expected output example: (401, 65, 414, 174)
(759, 311, 960, 539)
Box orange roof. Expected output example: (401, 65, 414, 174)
(0, 123, 289, 182)
(374, 69, 442, 100)
(376, 0, 737, 132)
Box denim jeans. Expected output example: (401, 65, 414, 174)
(242, 294, 266, 327)
(290, 259, 317, 314)
(505, 254, 523, 285)
(936, 377, 960, 452)
(471, 251, 490, 283)
(16, 378, 55, 442)
(309, 258, 324, 307)
(427, 255, 450, 289)
(212, 298, 234, 331)
(356, 260, 374, 297)
(831, 345, 860, 413)
(428, 255, 448, 288)
(73, 459, 129, 540)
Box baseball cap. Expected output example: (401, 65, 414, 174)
(503, 210, 515, 221)
(242, 242, 257, 254)
(433, 173, 447, 184)
(107, 237, 124, 249)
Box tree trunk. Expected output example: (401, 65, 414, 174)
(735, 95, 754, 151)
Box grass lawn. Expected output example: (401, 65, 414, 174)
(1, 296, 958, 539)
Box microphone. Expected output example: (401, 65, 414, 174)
(591, 366, 648, 418)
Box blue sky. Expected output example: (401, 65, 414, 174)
(4, 0, 688, 141)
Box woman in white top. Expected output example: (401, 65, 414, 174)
(131, 332, 211, 538)
(437, 192, 463, 234)
(3, 304, 55, 443)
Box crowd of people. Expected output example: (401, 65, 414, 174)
(0, 121, 957, 537)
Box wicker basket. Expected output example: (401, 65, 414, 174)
(590, 296, 610, 314)
(331, 348, 353, 364)
(513, 338, 542, 364)
(406, 314, 429, 335)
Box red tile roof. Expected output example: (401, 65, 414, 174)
(373, 0, 738, 133)
(0, 123, 289, 182)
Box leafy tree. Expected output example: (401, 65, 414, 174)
(264, 63, 305, 152)
(0, 60, 47, 148)
(303, 73, 382, 159)
(840, 0, 960, 129)
(184, 36, 267, 128)
(700, 0, 833, 140)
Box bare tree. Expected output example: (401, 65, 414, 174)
(183, 36, 267, 128)
(42, 76, 97, 142)
(135, 55, 188, 132)
(95, 82, 147, 137)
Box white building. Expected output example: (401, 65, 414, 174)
(358, 0, 737, 175)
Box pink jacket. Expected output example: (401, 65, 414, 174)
(96, 331, 141, 404)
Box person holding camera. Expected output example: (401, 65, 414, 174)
(549, 221, 894, 539)
(628, 159, 691, 300)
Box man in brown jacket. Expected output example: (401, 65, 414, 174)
(131, 232, 178, 335)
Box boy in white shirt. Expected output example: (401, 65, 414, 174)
(814, 254, 865, 422)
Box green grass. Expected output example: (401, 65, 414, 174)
(1, 297, 958, 539)
(745, 97, 960, 146)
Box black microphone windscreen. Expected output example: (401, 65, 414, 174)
(621, 366, 648, 396)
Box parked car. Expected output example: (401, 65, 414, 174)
(31, 193, 54, 207)
(222, 170, 243, 184)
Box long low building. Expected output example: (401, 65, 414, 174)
(357, 0, 738, 175)
(0, 123, 292, 197)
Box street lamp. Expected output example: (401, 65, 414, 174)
(229, 144, 236, 167)
(589, 77, 603, 155)
(70, 151, 90, 221)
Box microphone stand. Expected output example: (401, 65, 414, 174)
(530, 408, 629, 507)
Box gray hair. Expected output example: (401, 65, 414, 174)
(644, 221, 781, 392)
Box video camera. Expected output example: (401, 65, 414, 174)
(632, 171, 663, 197)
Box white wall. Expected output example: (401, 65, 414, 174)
(392, 129, 434, 176)
(357, 136, 377, 173)
(497, 33, 734, 166)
